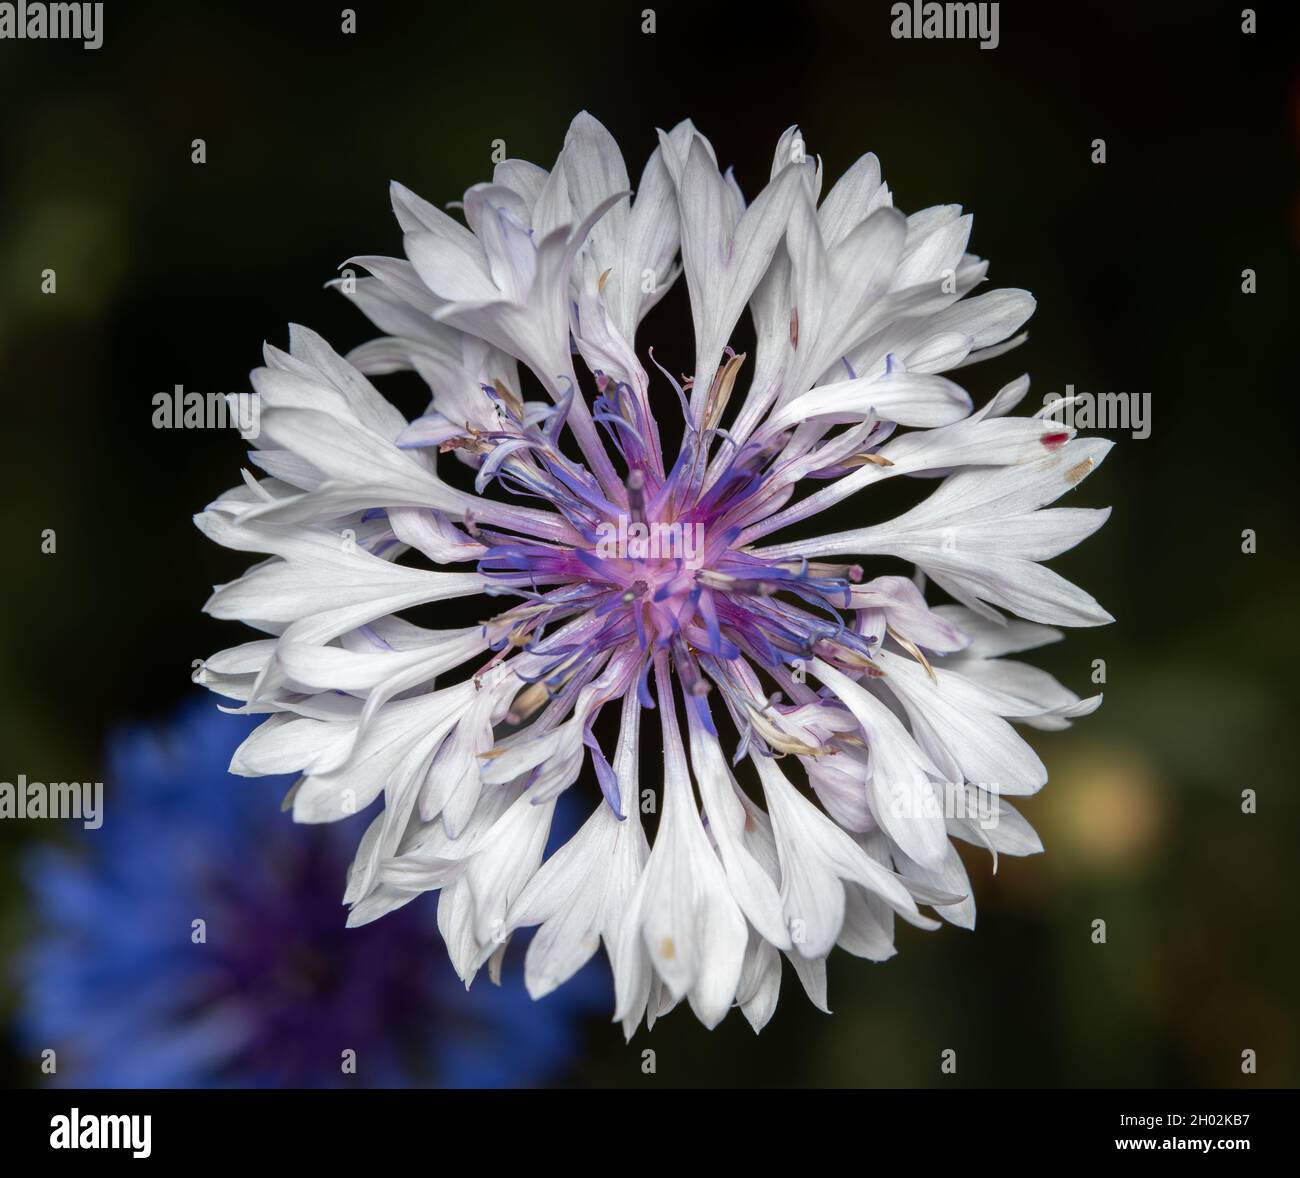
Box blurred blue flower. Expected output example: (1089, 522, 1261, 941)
(16, 697, 605, 1087)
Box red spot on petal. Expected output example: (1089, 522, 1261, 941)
(1042, 432, 1070, 450)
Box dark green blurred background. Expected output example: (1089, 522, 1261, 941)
(1, 0, 1296, 1086)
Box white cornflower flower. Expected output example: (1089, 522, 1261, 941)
(197, 112, 1110, 1033)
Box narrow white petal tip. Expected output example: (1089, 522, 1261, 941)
(525, 976, 558, 1002)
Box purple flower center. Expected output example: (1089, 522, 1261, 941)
(471, 370, 874, 720)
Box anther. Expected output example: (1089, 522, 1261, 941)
(626, 468, 646, 524)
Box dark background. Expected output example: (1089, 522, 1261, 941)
(1, 0, 1297, 1086)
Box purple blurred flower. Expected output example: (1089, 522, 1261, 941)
(17, 698, 604, 1087)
